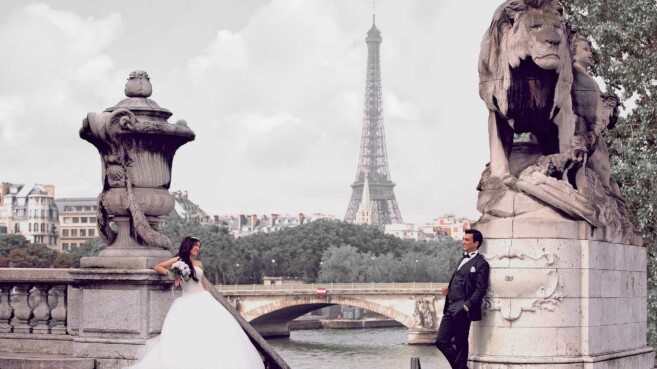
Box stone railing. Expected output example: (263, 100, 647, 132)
(0, 268, 291, 369)
(215, 282, 446, 292)
(0, 269, 72, 336)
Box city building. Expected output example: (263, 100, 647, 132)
(0, 183, 59, 248)
(213, 213, 309, 238)
(168, 190, 337, 238)
(170, 190, 208, 220)
(384, 215, 472, 241)
(54, 198, 99, 252)
(417, 215, 471, 241)
(384, 223, 429, 241)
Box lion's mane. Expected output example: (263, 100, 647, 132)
(478, 0, 573, 121)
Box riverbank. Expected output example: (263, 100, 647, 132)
(290, 318, 403, 330)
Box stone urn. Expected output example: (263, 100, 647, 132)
(79, 71, 195, 268)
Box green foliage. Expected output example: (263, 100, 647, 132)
(317, 244, 367, 283)
(318, 240, 461, 283)
(69, 238, 108, 259)
(0, 234, 29, 257)
(564, 0, 657, 348)
(158, 218, 462, 285)
(0, 234, 79, 268)
(158, 216, 234, 284)
(0, 243, 74, 268)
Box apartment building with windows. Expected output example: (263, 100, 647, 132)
(54, 198, 99, 252)
(418, 215, 471, 241)
(0, 183, 59, 248)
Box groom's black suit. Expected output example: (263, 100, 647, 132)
(436, 252, 489, 369)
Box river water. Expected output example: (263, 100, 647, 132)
(267, 327, 450, 369)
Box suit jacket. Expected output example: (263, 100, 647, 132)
(443, 253, 490, 321)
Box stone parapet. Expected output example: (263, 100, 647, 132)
(0, 267, 175, 368)
(469, 232, 654, 368)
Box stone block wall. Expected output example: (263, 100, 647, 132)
(469, 237, 654, 368)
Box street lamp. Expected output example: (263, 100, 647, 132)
(271, 259, 276, 277)
(414, 259, 419, 281)
(235, 263, 240, 286)
(371, 256, 376, 283)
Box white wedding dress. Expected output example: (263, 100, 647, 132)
(125, 266, 265, 369)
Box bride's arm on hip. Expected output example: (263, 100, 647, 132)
(153, 257, 180, 276)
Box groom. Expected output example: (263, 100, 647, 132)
(435, 229, 489, 369)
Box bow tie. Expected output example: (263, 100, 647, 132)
(462, 253, 471, 259)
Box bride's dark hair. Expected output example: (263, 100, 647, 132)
(177, 236, 200, 282)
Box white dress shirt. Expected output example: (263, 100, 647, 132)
(457, 250, 479, 270)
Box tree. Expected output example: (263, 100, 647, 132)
(69, 238, 108, 261)
(563, 0, 657, 348)
(0, 234, 29, 257)
(158, 216, 235, 284)
(317, 245, 367, 283)
(316, 238, 462, 283)
(0, 244, 65, 268)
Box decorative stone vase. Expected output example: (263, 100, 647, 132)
(79, 71, 195, 268)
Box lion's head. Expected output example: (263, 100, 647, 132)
(479, 0, 573, 117)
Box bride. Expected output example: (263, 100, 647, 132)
(125, 236, 265, 369)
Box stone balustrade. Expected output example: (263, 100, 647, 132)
(0, 267, 176, 367)
(0, 269, 72, 337)
(0, 268, 291, 369)
(216, 281, 445, 293)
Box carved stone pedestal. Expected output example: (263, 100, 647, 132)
(408, 328, 438, 345)
(469, 220, 654, 368)
(68, 269, 176, 369)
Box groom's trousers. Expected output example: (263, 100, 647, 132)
(435, 300, 472, 369)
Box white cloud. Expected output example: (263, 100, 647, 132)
(0, 3, 123, 191)
(187, 30, 248, 75)
(0, 97, 27, 145)
(385, 91, 419, 121)
(1, 0, 512, 225)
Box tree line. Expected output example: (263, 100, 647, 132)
(158, 217, 462, 285)
(0, 234, 106, 268)
(0, 218, 462, 286)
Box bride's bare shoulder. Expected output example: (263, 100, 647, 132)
(192, 261, 204, 270)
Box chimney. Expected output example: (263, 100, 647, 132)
(213, 215, 219, 223)
(183, 191, 188, 199)
(298, 213, 305, 224)
(270, 214, 278, 228)
(45, 185, 55, 197)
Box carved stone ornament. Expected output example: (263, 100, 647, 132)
(482, 248, 565, 321)
(80, 71, 195, 265)
(476, 0, 639, 245)
(412, 297, 436, 329)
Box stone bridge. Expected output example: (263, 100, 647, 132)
(215, 282, 446, 345)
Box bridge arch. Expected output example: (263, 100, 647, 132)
(244, 295, 415, 328)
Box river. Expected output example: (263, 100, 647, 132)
(267, 327, 450, 369)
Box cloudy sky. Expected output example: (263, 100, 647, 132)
(0, 0, 502, 225)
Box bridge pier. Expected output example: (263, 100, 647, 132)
(408, 328, 437, 345)
(253, 322, 291, 339)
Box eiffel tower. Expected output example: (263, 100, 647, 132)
(344, 15, 403, 225)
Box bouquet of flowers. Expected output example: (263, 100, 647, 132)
(168, 260, 191, 287)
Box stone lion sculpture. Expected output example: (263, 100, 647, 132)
(476, 0, 638, 244)
(479, 0, 575, 182)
